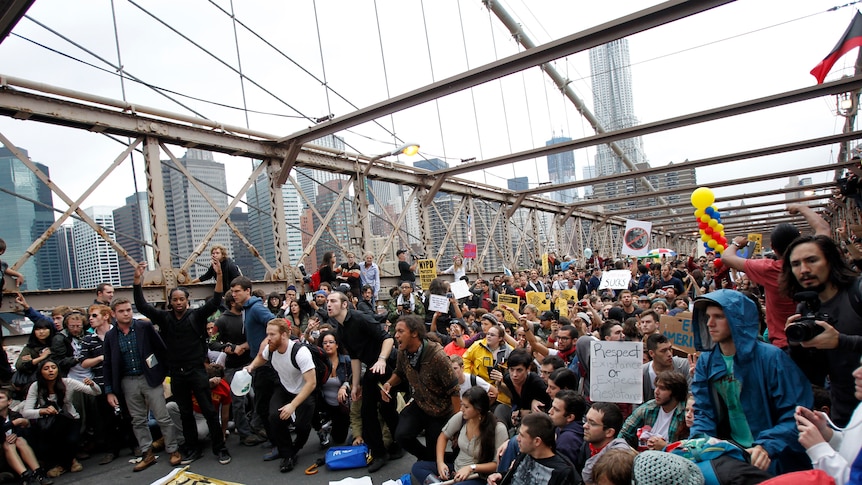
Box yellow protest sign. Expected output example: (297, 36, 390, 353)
(497, 294, 520, 324)
(526, 291, 551, 311)
(747, 233, 762, 255)
(541, 253, 549, 276)
(555, 298, 570, 317)
(417, 259, 436, 290)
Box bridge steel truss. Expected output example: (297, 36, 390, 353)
(0, 83, 677, 309)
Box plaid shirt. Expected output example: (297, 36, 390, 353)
(619, 399, 687, 448)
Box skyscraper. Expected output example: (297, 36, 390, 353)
(297, 135, 348, 206)
(162, 149, 232, 280)
(545, 137, 578, 204)
(589, 39, 646, 176)
(507, 177, 529, 192)
(73, 206, 121, 289)
(0, 146, 63, 290)
(247, 164, 303, 280)
(113, 192, 151, 286)
(56, 225, 77, 289)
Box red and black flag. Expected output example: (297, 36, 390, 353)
(811, 11, 862, 84)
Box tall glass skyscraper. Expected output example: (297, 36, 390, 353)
(0, 146, 63, 290)
(545, 137, 578, 204)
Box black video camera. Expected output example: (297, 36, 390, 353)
(786, 291, 825, 343)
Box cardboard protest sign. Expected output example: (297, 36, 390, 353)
(525, 291, 551, 311)
(428, 294, 449, 313)
(598, 270, 632, 290)
(417, 259, 437, 289)
(590, 340, 643, 404)
(660, 311, 695, 354)
(542, 253, 549, 276)
(497, 294, 520, 324)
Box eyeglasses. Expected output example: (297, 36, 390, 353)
(584, 419, 607, 429)
(557, 336, 573, 341)
(89, 313, 100, 318)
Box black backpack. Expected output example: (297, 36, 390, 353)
(289, 341, 333, 393)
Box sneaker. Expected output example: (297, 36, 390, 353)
(33, 468, 53, 485)
(151, 437, 165, 451)
(45, 467, 65, 479)
(133, 450, 157, 472)
(99, 453, 116, 465)
(240, 435, 265, 446)
(180, 448, 202, 465)
(169, 451, 182, 466)
(387, 444, 405, 460)
(70, 459, 83, 473)
(279, 455, 296, 473)
(318, 420, 332, 449)
(218, 449, 231, 465)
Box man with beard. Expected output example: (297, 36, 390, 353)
(619, 371, 688, 450)
(244, 318, 316, 473)
(780, 235, 862, 427)
(574, 402, 631, 485)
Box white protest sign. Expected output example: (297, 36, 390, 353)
(428, 294, 450, 313)
(622, 219, 652, 257)
(449, 280, 472, 300)
(590, 340, 643, 403)
(597, 270, 632, 290)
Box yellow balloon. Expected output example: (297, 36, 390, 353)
(694, 209, 705, 218)
(708, 219, 718, 228)
(715, 245, 724, 254)
(708, 239, 717, 249)
(716, 223, 724, 232)
(701, 235, 709, 243)
(700, 215, 711, 224)
(691, 187, 715, 209)
(699, 229, 706, 237)
(720, 231, 725, 237)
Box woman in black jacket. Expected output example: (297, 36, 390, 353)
(192, 244, 241, 290)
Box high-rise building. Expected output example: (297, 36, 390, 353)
(507, 177, 529, 192)
(74, 206, 121, 289)
(315, 179, 354, 259)
(545, 137, 578, 204)
(228, 207, 256, 279)
(414, 158, 448, 172)
(589, 39, 647, 176)
(0, 146, 63, 290)
(162, 149, 232, 280)
(56, 225, 77, 289)
(246, 165, 304, 280)
(582, 165, 596, 197)
(297, 135, 348, 206)
(113, 192, 151, 286)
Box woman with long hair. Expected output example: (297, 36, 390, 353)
(411, 386, 508, 485)
(21, 360, 101, 478)
(191, 244, 242, 290)
(285, 299, 310, 333)
(318, 251, 339, 288)
(441, 254, 466, 281)
(15, 319, 58, 392)
(316, 331, 352, 448)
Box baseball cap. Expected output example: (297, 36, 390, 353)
(396, 249, 407, 256)
(450, 318, 469, 331)
(638, 295, 650, 301)
(539, 311, 556, 321)
(314, 290, 327, 297)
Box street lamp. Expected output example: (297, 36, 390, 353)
(365, 143, 420, 175)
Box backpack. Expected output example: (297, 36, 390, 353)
(289, 341, 332, 393)
(309, 271, 321, 292)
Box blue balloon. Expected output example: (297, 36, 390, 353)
(703, 242, 711, 250)
(705, 207, 715, 216)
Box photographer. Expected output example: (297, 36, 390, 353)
(388, 282, 425, 324)
(396, 249, 417, 284)
(780, 235, 862, 427)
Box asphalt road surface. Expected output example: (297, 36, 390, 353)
(51, 432, 419, 485)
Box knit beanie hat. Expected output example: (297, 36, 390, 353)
(633, 451, 705, 485)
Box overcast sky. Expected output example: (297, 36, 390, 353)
(0, 0, 855, 217)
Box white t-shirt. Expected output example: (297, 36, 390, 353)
(263, 341, 315, 394)
(459, 372, 491, 396)
(650, 407, 674, 440)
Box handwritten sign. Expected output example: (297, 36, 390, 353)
(428, 294, 450, 313)
(497, 294, 520, 324)
(660, 312, 694, 354)
(598, 270, 632, 290)
(525, 291, 551, 311)
(590, 340, 643, 404)
(418, 259, 437, 290)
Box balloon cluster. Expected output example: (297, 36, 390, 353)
(691, 187, 726, 270)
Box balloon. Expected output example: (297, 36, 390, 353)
(701, 235, 710, 243)
(698, 222, 708, 230)
(708, 239, 717, 249)
(703, 242, 710, 249)
(708, 219, 718, 228)
(714, 258, 723, 270)
(691, 187, 715, 209)
(694, 209, 704, 218)
(720, 231, 725, 237)
(715, 223, 724, 232)
(700, 215, 711, 224)
(705, 207, 715, 217)
(705, 226, 714, 236)
(584, 248, 592, 259)
(715, 246, 724, 254)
